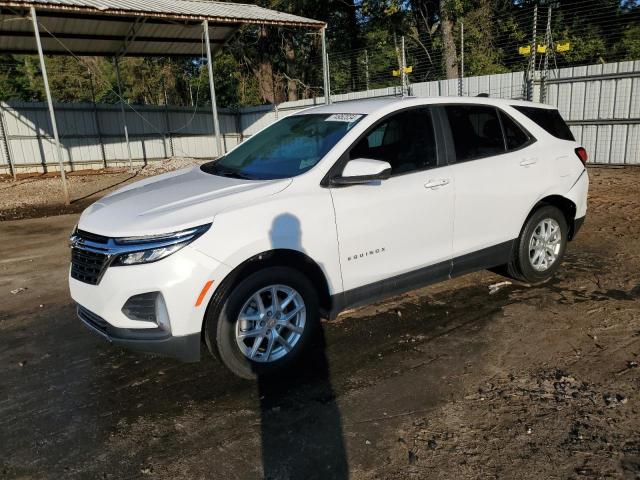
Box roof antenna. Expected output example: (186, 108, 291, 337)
(476, 93, 489, 97)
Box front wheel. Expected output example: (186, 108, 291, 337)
(204, 267, 319, 379)
(506, 205, 569, 284)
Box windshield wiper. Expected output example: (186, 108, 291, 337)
(203, 164, 253, 180)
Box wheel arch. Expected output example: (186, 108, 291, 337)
(203, 249, 332, 336)
(526, 195, 578, 240)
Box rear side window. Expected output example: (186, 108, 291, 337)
(445, 105, 505, 162)
(512, 105, 574, 141)
(499, 111, 530, 150)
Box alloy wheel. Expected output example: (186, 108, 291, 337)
(528, 218, 562, 272)
(234, 284, 306, 363)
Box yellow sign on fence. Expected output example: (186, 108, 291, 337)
(537, 44, 547, 53)
(519, 45, 531, 55)
(392, 66, 413, 77)
(556, 42, 571, 52)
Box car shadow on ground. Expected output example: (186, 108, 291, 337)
(257, 327, 348, 480)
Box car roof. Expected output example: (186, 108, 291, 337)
(297, 96, 555, 116)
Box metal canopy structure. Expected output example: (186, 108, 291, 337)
(0, 0, 325, 55)
(0, 0, 328, 203)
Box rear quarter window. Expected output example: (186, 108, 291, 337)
(512, 105, 574, 141)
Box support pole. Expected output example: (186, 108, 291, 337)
(459, 22, 464, 96)
(114, 58, 133, 169)
(528, 3, 538, 101)
(321, 26, 331, 105)
(401, 36, 408, 96)
(204, 20, 223, 158)
(541, 5, 552, 103)
(30, 7, 69, 204)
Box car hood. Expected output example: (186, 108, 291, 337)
(78, 166, 292, 237)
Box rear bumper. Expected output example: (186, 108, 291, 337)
(77, 304, 201, 362)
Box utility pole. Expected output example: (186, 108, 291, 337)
(31, 6, 70, 204)
(528, 3, 538, 101)
(541, 5, 552, 103)
(459, 22, 465, 96)
(401, 36, 408, 96)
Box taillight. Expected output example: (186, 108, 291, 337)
(575, 147, 588, 165)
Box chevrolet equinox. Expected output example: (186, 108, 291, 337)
(69, 97, 589, 379)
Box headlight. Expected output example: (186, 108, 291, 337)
(111, 224, 211, 267)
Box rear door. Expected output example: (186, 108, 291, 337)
(330, 107, 455, 294)
(443, 104, 547, 273)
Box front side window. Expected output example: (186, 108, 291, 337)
(350, 108, 437, 175)
(445, 105, 505, 162)
(202, 113, 363, 180)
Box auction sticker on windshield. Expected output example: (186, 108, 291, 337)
(325, 113, 363, 123)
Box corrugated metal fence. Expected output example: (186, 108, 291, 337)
(1, 59, 638, 174)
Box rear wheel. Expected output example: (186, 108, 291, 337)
(506, 205, 568, 284)
(204, 267, 319, 379)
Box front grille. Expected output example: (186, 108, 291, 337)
(71, 247, 109, 285)
(77, 304, 108, 333)
(76, 229, 108, 244)
(70, 229, 113, 285)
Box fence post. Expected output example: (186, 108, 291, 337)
(163, 82, 174, 158)
(364, 49, 370, 91)
(0, 103, 16, 179)
(114, 58, 134, 169)
(89, 72, 107, 168)
(235, 109, 243, 144)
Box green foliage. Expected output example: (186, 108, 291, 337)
(0, 0, 638, 106)
(618, 25, 640, 60)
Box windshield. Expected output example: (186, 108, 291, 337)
(201, 113, 364, 180)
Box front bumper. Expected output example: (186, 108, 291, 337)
(69, 244, 233, 361)
(77, 304, 201, 362)
(571, 215, 586, 240)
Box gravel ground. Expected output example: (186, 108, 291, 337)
(0, 157, 206, 221)
(0, 166, 639, 479)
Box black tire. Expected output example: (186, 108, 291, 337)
(505, 205, 568, 285)
(204, 266, 320, 380)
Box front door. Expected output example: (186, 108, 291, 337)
(329, 107, 455, 295)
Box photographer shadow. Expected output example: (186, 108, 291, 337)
(257, 213, 349, 480)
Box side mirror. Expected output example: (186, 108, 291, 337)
(330, 158, 392, 186)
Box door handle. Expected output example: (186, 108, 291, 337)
(424, 178, 450, 189)
(520, 158, 538, 167)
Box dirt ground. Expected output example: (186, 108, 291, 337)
(0, 166, 639, 480)
(0, 157, 205, 221)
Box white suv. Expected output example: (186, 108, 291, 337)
(69, 97, 588, 378)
